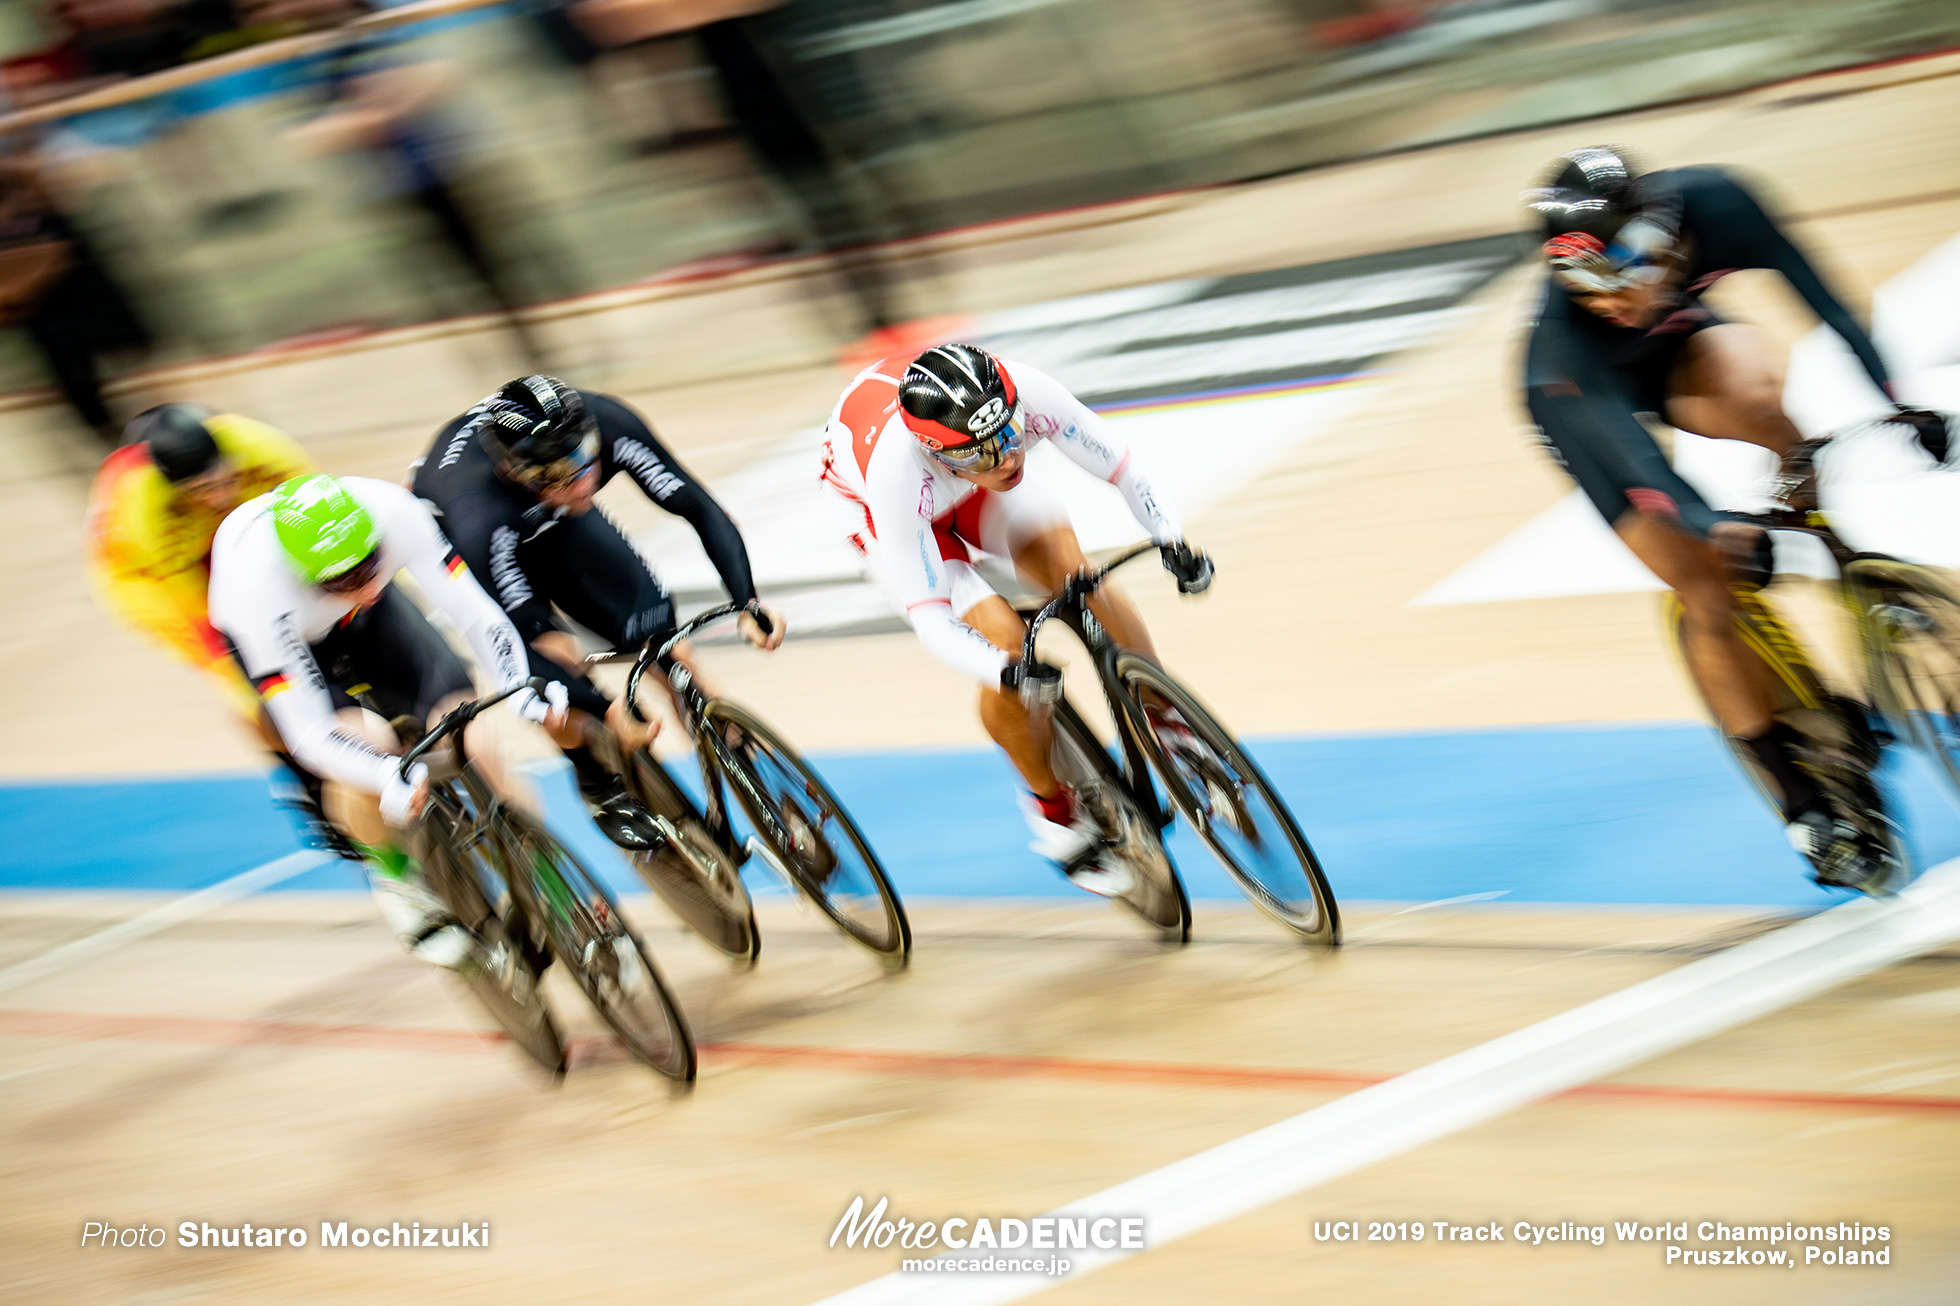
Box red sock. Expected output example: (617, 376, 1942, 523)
(1034, 788, 1074, 825)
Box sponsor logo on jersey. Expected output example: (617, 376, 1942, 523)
(612, 437, 684, 501)
(1066, 424, 1116, 465)
(275, 614, 327, 693)
(438, 425, 475, 470)
(489, 525, 533, 611)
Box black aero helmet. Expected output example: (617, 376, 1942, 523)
(127, 402, 221, 484)
(899, 344, 1020, 460)
(1522, 146, 1643, 243)
(474, 375, 600, 490)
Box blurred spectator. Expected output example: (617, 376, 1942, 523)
(288, 19, 559, 367)
(46, 0, 244, 82)
(530, 1, 733, 156)
(563, 0, 910, 344)
(0, 148, 152, 443)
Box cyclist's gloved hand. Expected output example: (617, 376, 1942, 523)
(514, 679, 571, 731)
(381, 761, 430, 828)
(1889, 406, 1951, 463)
(1001, 659, 1063, 709)
(1160, 541, 1214, 594)
(739, 600, 786, 652)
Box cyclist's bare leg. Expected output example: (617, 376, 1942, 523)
(532, 626, 657, 759)
(1010, 526, 1157, 659)
(962, 594, 1062, 798)
(1664, 324, 1804, 457)
(528, 630, 613, 751)
(1616, 511, 1776, 738)
(323, 705, 428, 848)
(323, 692, 544, 845)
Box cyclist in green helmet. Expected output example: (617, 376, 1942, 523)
(209, 473, 570, 966)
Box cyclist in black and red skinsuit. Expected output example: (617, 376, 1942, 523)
(413, 376, 784, 846)
(1520, 147, 1949, 894)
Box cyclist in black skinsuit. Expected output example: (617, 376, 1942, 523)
(1520, 147, 1949, 893)
(412, 376, 784, 844)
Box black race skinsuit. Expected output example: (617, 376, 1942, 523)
(412, 391, 757, 732)
(1523, 166, 1894, 538)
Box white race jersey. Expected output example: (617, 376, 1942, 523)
(209, 476, 529, 794)
(818, 354, 1180, 685)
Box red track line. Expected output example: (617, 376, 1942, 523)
(0, 1007, 502, 1054)
(5, 1007, 1958, 1116)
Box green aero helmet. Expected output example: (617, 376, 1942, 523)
(270, 475, 382, 585)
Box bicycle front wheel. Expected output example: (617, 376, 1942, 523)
(1049, 699, 1189, 944)
(1116, 654, 1340, 945)
(627, 750, 760, 966)
(503, 811, 696, 1085)
(703, 700, 911, 969)
(420, 814, 565, 1077)
(1850, 557, 1960, 801)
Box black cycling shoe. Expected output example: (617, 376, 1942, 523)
(586, 784, 667, 853)
(1787, 810, 1902, 898)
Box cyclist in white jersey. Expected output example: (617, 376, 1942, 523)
(209, 473, 571, 964)
(819, 345, 1213, 894)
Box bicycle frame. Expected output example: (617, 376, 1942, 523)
(400, 680, 569, 939)
(616, 604, 789, 861)
(1018, 542, 1176, 834)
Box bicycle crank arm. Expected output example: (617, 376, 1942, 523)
(743, 835, 801, 894)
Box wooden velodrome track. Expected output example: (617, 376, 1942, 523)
(5, 53, 1960, 1305)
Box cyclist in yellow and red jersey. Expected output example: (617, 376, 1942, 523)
(85, 403, 315, 719)
(85, 403, 349, 852)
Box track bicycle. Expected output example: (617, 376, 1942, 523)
(1020, 542, 1341, 946)
(588, 603, 911, 970)
(1666, 415, 1960, 895)
(401, 680, 696, 1084)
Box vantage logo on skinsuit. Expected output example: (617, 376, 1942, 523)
(612, 437, 685, 502)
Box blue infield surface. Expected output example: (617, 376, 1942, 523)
(7, 723, 1960, 908)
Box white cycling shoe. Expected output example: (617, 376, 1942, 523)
(369, 871, 475, 969)
(1020, 790, 1134, 898)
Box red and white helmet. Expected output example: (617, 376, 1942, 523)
(899, 345, 1023, 471)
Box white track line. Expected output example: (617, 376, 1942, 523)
(0, 850, 330, 997)
(811, 858, 1960, 1306)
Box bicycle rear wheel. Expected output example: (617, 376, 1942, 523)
(418, 801, 565, 1076)
(503, 811, 696, 1085)
(703, 700, 911, 969)
(1849, 557, 1960, 800)
(1048, 699, 1190, 944)
(626, 750, 760, 965)
(1116, 654, 1339, 945)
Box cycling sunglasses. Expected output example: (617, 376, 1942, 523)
(928, 404, 1025, 474)
(506, 428, 601, 491)
(318, 548, 384, 596)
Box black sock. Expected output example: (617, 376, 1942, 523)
(1737, 723, 1824, 820)
(566, 745, 616, 797)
